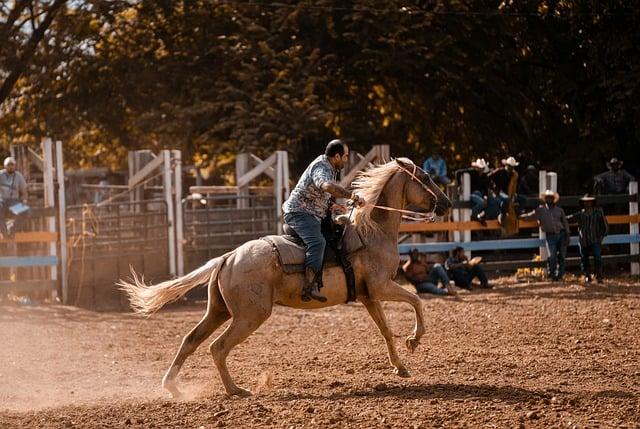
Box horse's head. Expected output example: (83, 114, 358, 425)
(395, 158, 452, 217)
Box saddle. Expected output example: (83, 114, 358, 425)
(262, 216, 365, 302)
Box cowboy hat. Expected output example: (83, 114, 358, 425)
(579, 194, 596, 204)
(501, 156, 519, 167)
(3, 156, 16, 167)
(540, 189, 560, 203)
(606, 157, 623, 168)
(470, 158, 489, 173)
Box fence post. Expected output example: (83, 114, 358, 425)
(55, 141, 68, 303)
(275, 151, 290, 234)
(163, 150, 176, 276)
(538, 170, 547, 260)
(236, 153, 250, 209)
(42, 138, 57, 282)
(630, 181, 639, 275)
(462, 172, 471, 258)
(172, 150, 184, 276)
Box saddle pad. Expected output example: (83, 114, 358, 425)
(262, 224, 365, 274)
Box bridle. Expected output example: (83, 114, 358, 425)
(366, 162, 440, 222)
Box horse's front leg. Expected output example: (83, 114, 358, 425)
(367, 279, 425, 352)
(360, 297, 410, 377)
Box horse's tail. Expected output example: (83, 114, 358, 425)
(118, 251, 233, 316)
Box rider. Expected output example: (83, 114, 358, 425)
(282, 139, 366, 302)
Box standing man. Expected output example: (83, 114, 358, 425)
(567, 195, 609, 283)
(0, 156, 29, 239)
(593, 158, 635, 195)
(520, 190, 570, 281)
(423, 149, 451, 186)
(283, 140, 366, 302)
(402, 249, 457, 296)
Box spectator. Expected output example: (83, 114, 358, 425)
(593, 158, 635, 195)
(488, 157, 521, 232)
(520, 190, 570, 281)
(456, 158, 489, 223)
(402, 249, 457, 296)
(0, 156, 29, 240)
(518, 165, 539, 196)
(445, 246, 491, 289)
(423, 149, 451, 186)
(94, 174, 110, 204)
(567, 195, 608, 284)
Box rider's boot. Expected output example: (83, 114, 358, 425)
(301, 266, 327, 303)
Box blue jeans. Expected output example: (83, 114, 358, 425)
(545, 230, 567, 279)
(414, 264, 450, 295)
(579, 242, 602, 272)
(0, 198, 29, 236)
(283, 212, 325, 273)
(470, 191, 486, 218)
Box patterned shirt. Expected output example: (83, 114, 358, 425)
(567, 208, 608, 246)
(283, 155, 338, 220)
(0, 169, 28, 201)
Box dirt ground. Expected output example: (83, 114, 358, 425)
(1, 276, 639, 428)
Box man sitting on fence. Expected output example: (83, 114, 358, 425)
(567, 194, 608, 284)
(0, 157, 29, 240)
(401, 249, 457, 297)
(520, 190, 570, 281)
(593, 158, 635, 195)
(445, 246, 491, 290)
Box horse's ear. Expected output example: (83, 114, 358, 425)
(395, 157, 415, 169)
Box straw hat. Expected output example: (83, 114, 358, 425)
(470, 158, 489, 173)
(3, 156, 16, 167)
(501, 156, 519, 167)
(540, 189, 560, 203)
(579, 194, 596, 205)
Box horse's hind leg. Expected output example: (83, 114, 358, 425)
(209, 289, 272, 397)
(163, 285, 230, 398)
(360, 297, 410, 378)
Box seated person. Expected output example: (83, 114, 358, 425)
(445, 246, 492, 289)
(423, 149, 451, 186)
(402, 249, 457, 296)
(0, 156, 29, 240)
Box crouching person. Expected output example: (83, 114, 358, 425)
(445, 246, 491, 290)
(402, 249, 457, 296)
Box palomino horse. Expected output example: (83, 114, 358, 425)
(120, 158, 451, 398)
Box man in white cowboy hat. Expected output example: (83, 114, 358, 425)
(488, 156, 521, 232)
(0, 156, 29, 239)
(455, 158, 496, 224)
(593, 157, 635, 195)
(567, 195, 608, 283)
(520, 190, 570, 281)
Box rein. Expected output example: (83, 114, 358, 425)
(365, 163, 439, 222)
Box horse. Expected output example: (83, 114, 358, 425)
(119, 157, 451, 398)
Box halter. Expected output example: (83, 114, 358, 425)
(367, 162, 440, 222)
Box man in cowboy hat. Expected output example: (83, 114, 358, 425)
(593, 157, 635, 195)
(567, 195, 608, 283)
(520, 190, 570, 281)
(489, 156, 521, 233)
(455, 158, 497, 224)
(0, 156, 29, 239)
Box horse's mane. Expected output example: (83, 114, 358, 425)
(351, 159, 406, 238)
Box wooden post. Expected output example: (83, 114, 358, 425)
(538, 170, 547, 260)
(42, 138, 57, 282)
(462, 172, 471, 258)
(163, 150, 176, 276)
(236, 153, 250, 209)
(275, 151, 284, 234)
(55, 141, 68, 303)
(173, 150, 184, 276)
(630, 181, 639, 275)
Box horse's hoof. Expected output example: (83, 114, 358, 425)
(405, 336, 420, 352)
(226, 387, 253, 398)
(162, 381, 183, 399)
(394, 367, 411, 378)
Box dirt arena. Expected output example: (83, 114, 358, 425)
(1, 277, 639, 428)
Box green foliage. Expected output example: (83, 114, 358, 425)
(1, 0, 638, 191)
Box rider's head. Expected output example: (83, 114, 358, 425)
(325, 139, 349, 169)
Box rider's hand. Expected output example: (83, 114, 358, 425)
(351, 193, 366, 208)
(331, 203, 348, 215)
